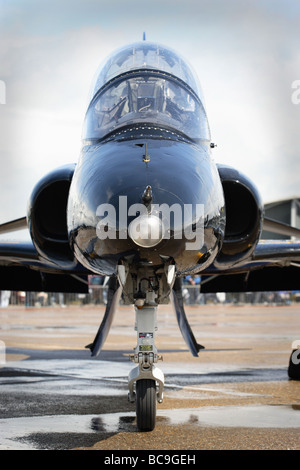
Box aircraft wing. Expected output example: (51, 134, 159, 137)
(0, 218, 89, 293)
(263, 216, 300, 239)
(0, 215, 300, 295)
(0, 216, 28, 234)
(198, 216, 300, 293)
(201, 238, 300, 294)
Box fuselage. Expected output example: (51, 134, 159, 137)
(67, 42, 226, 278)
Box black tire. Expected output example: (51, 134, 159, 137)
(288, 349, 300, 380)
(136, 379, 156, 431)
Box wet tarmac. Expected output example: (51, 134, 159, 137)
(0, 302, 300, 450)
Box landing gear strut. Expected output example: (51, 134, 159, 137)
(128, 302, 164, 431)
(88, 265, 203, 431)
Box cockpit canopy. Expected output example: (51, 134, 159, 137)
(83, 42, 210, 143)
(90, 41, 203, 100)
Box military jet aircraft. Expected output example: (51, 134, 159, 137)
(1, 41, 300, 431)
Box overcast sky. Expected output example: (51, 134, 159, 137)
(0, 0, 299, 224)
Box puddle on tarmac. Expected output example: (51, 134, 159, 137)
(0, 405, 299, 449)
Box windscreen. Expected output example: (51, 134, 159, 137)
(83, 73, 210, 142)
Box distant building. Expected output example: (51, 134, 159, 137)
(262, 197, 300, 239)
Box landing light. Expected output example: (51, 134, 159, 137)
(128, 214, 165, 248)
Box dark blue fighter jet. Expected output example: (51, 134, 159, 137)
(1, 41, 300, 430)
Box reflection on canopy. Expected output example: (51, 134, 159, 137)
(84, 42, 210, 142)
(84, 73, 210, 142)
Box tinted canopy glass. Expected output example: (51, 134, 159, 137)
(83, 72, 210, 142)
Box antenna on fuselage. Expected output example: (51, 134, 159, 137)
(143, 32, 146, 41)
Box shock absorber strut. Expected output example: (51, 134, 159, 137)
(128, 291, 164, 431)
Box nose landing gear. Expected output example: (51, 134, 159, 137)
(128, 303, 164, 431)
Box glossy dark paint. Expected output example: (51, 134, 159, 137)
(214, 164, 264, 269)
(28, 164, 77, 269)
(68, 134, 225, 276)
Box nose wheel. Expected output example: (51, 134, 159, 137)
(128, 303, 164, 431)
(136, 379, 156, 431)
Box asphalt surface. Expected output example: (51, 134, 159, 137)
(0, 301, 300, 450)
